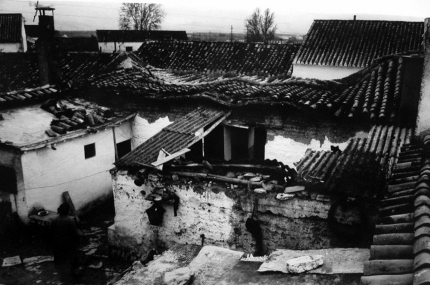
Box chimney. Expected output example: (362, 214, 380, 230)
(353, 15, 356, 20)
(35, 6, 62, 86)
(416, 18, 430, 135)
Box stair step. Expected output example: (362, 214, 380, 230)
(363, 259, 413, 276)
(361, 273, 413, 285)
(375, 223, 414, 234)
(370, 245, 413, 260)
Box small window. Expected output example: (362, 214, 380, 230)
(117, 139, 131, 159)
(125, 46, 133, 51)
(84, 143, 96, 159)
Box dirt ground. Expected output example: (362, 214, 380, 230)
(0, 199, 132, 285)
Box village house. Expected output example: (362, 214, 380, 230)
(292, 19, 423, 80)
(96, 30, 188, 53)
(0, 87, 134, 222)
(0, 14, 27, 53)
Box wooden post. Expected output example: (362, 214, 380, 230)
(224, 126, 231, 161)
(63, 191, 80, 224)
(112, 127, 118, 162)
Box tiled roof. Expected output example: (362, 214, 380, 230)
(0, 95, 134, 150)
(0, 85, 59, 109)
(115, 108, 228, 168)
(0, 52, 135, 92)
(295, 20, 423, 67)
(361, 137, 430, 285)
(96, 30, 188, 42)
(296, 125, 413, 193)
(90, 55, 422, 125)
(0, 14, 22, 43)
(136, 41, 299, 76)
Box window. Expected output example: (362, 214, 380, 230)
(117, 139, 131, 159)
(125, 46, 133, 51)
(84, 143, 96, 159)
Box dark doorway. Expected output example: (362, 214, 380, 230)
(0, 166, 17, 194)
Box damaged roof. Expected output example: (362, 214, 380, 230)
(295, 20, 423, 67)
(137, 41, 299, 77)
(361, 137, 430, 285)
(0, 52, 148, 92)
(115, 108, 228, 168)
(0, 14, 23, 43)
(296, 124, 413, 193)
(89, 54, 422, 125)
(0, 89, 134, 150)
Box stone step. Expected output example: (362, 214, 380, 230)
(390, 189, 415, 198)
(388, 182, 416, 193)
(380, 203, 413, 216)
(363, 259, 413, 276)
(370, 245, 413, 260)
(361, 273, 413, 285)
(389, 176, 418, 185)
(373, 233, 414, 245)
(381, 213, 413, 224)
(375, 223, 414, 234)
(381, 195, 414, 207)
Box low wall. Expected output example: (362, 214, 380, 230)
(109, 170, 361, 258)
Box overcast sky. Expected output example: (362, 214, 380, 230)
(1, 0, 430, 34)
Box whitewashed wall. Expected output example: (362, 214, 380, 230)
(98, 42, 143, 53)
(19, 120, 132, 221)
(292, 64, 362, 80)
(109, 170, 340, 257)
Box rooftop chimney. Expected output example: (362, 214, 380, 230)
(353, 15, 356, 20)
(35, 6, 62, 86)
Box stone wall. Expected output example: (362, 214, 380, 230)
(109, 170, 361, 258)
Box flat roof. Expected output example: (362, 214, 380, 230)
(0, 104, 55, 147)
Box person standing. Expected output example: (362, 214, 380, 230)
(50, 203, 79, 281)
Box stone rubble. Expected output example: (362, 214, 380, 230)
(286, 255, 324, 273)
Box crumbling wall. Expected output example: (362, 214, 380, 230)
(109, 170, 356, 258)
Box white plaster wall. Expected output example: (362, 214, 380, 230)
(265, 131, 368, 168)
(416, 52, 430, 134)
(0, 147, 24, 213)
(292, 64, 362, 80)
(131, 115, 173, 149)
(0, 43, 22, 53)
(110, 171, 337, 256)
(98, 42, 143, 53)
(20, 121, 132, 220)
(20, 18, 27, 52)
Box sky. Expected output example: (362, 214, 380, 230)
(1, 0, 430, 35)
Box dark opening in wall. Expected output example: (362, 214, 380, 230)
(204, 125, 224, 159)
(84, 143, 96, 159)
(125, 46, 133, 51)
(117, 139, 131, 159)
(0, 166, 17, 194)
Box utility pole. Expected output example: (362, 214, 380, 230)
(230, 25, 233, 42)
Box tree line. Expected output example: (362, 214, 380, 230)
(119, 3, 278, 43)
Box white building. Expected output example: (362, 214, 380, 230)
(292, 19, 423, 80)
(0, 86, 135, 222)
(96, 30, 188, 53)
(0, 14, 27, 53)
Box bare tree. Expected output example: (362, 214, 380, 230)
(245, 8, 277, 43)
(119, 3, 165, 30)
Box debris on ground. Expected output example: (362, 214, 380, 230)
(286, 255, 324, 273)
(1, 256, 21, 267)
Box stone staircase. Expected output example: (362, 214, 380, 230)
(361, 141, 430, 285)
